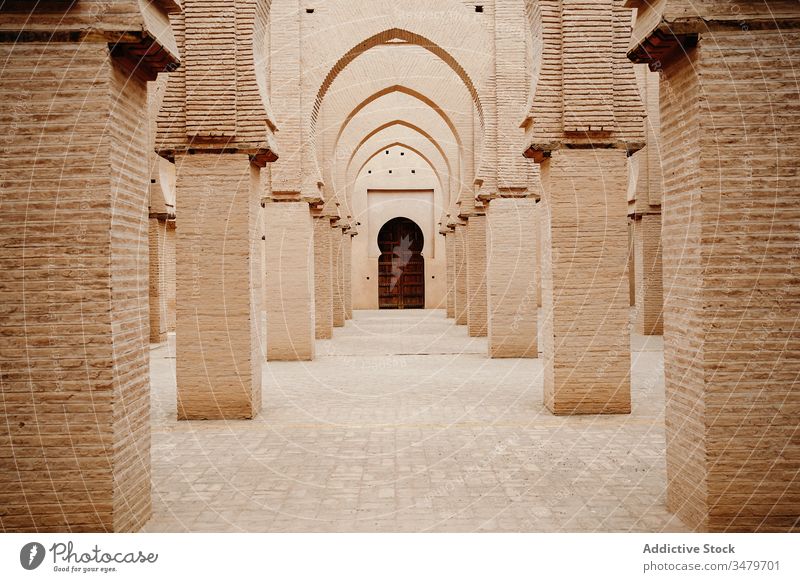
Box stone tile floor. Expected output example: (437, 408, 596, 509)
(143, 309, 690, 532)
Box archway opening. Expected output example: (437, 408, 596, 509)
(377, 217, 425, 309)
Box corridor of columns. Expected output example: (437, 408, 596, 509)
(144, 309, 686, 532)
(1, 0, 798, 536)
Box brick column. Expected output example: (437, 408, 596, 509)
(344, 231, 354, 320)
(149, 217, 168, 343)
(175, 154, 262, 419)
(165, 220, 177, 332)
(627, 219, 636, 307)
(535, 203, 543, 308)
(155, 0, 278, 408)
(265, 201, 315, 360)
(540, 149, 631, 415)
(445, 230, 456, 318)
(0, 32, 173, 531)
(628, 65, 663, 335)
(631, 16, 800, 530)
(332, 227, 345, 327)
(313, 216, 333, 339)
(454, 226, 468, 325)
(344, 233, 353, 319)
(486, 198, 538, 358)
(466, 214, 488, 337)
(633, 214, 663, 335)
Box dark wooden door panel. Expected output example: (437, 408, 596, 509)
(377, 218, 425, 309)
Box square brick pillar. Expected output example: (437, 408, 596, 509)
(344, 233, 353, 320)
(467, 214, 488, 337)
(487, 198, 538, 358)
(540, 149, 631, 415)
(656, 32, 800, 532)
(148, 217, 168, 343)
(332, 227, 345, 327)
(534, 203, 543, 308)
(175, 154, 262, 419)
(0, 43, 152, 531)
(633, 214, 663, 335)
(313, 217, 333, 339)
(165, 220, 177, 332)
(265, 201, 315, 360)
(445, 232, 456, 318)
(454, 226, 468, 325)
(628, 219, 636, 307)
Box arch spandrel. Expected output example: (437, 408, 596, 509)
(302, 0, 491, 196)
(341, 119, 455, 211)
(330, 92, 461, 202)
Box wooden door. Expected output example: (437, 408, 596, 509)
(377, 217, 425, 309)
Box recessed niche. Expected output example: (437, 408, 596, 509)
(475, 5, 484, 13)
(306, 8, 314, 14)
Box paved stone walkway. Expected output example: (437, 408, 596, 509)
(143, 310, 689, 532)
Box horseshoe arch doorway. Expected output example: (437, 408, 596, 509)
(377, 217, 425, 309)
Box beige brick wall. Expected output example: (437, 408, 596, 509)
(467, 214, 488, 337)
(660, 30, 800, 532)
(175, 154, 262, 419)
(0, 42, 151, 532)
(540, 149, 631, 415)
(633, 214, 663, 335)
(487, 198, 538, 358)
(265, 201, 315, 360)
